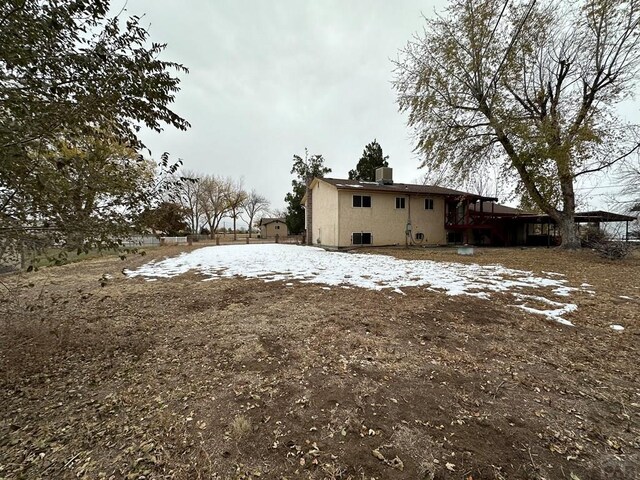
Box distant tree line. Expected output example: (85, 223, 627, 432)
(147, 172, 271, 239)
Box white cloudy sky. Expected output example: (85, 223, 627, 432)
(125, 0, 447, 212)
(124, 0, 637, 214)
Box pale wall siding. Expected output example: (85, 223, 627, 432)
(310, 181, 339, 246)
(407, 195, 447, 245)
(337, 191, 447, 247)
(261, 221, 288, 238)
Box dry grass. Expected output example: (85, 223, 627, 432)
(0, 244, 639, 479)
(231, 415, 252, 440)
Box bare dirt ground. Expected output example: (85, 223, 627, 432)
(1, 245, 639, 479)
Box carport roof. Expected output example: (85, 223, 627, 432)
(519, 210, 636, 223)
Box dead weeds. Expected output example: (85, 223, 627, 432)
(0, 245, 638, 479)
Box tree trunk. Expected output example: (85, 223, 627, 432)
(207, 218, 214, 240)
(557, 214, 581, 249)
(233, 216, 237, 241)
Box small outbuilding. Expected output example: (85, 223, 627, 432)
(258, 218, 289, 239)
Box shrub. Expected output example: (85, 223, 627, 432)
(580, 225, 608, 248)
(581, 225, 631, 259)
(591, 240, 632, 260)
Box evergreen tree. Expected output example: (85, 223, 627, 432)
(348, 139, 389, 181)
(284, 149, 331, 234)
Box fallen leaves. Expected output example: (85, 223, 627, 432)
(371, 448, 405, 471)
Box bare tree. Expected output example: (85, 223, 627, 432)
(170, 169, 203, 234)
(226, 179, 248, 241)
(242, 190, 270, 238)
(615, 159, 640, 237)
(619, 159, 640, 211)
(463, 164, 503, 199)
(394, 0, 640, 248)
(198, 175, 231, 236)
(269, 208, 288, 219)
(416, 168, 452, 187)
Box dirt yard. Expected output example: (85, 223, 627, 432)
(1, 245, 638, 479)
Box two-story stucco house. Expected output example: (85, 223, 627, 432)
(258, 217, 289, 239)
(302, 167, 500, 248)
(302, 167, 638, 248)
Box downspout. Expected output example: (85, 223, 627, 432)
(305, 181, 313, 245)
(405, 194, 412, 247)
(336, 189, 340, 248)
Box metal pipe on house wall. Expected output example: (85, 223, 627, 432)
(406, 194, 411, 247)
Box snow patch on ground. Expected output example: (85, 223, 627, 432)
(542, 271, 564, 277)
(515, 304, 577, 326)
(610, 324, 625, 331)
(126, 244, 587, 325)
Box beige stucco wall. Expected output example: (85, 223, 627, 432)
(261, 221, 288, 238)
(309, 180, 448, 248)
(336, 190, 447, 247)
(309, 181, 339, 246)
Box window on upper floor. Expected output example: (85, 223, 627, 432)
(353, 195, 372, 208)
(425, 198, 434, 210)
(395, 197, 406, 209)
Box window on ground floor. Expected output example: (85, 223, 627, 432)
(353, 195, 372, 208)
(352, 232, 372, 245)
(415, 232, 424, 240)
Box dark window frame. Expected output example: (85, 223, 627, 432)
(353, 195, 372, 208)
(352, 232, 372, 245)
(425, 198, 434, 210)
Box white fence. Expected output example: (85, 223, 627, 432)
(160, 236, 188, 245)
(122, 235, 161, 247)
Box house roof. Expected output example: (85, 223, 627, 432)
(258, 217, 286, 226)
(305, 177, 498, 202)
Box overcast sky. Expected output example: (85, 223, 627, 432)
(125, 0, 446, 213)
(125, 0, 636, 216)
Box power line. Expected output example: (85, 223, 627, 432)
(484, 0, 510, 52)
(574, 184, 626, 190)
(482, 0, 537, 101)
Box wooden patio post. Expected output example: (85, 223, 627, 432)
(626, 221, 629, 242)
